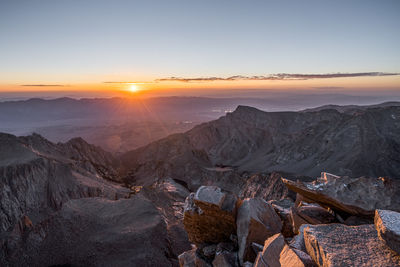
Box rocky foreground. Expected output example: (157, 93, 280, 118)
(178, 173, 400, 267)
(0, 108, 400, 267)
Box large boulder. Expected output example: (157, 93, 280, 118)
(282, 174, 400, 217)
(375, 209, 400, 255)
(237, 198, 282, 265)
(304, 224, 400, 266)
(183, 186, 238, 244)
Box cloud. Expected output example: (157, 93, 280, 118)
(155, 72, 399, 82)
(21, 84, 66, 87)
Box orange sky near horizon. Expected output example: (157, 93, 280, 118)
(0, 75, 399, 97)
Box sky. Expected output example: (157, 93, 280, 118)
(0, 0, 399, 97)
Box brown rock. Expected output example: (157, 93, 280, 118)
(254, 233, 285, 267)
(254, 233, 315, 267)
(282, 175, 400, 217)
(279, 244, 309, 267)
(375, 209, 400, 255)
(304, 224, 400, 266)
(237, 198, 282, 264)
(183, 186, 238, 244)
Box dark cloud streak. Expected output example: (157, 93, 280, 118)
(155, 72, 399, 82)
(21, 84, 66, 87)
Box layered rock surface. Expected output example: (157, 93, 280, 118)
(282, 174, 400, 216)
(304, 224, 400, 267)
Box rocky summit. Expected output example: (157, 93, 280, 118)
(1, 103, 400, 266)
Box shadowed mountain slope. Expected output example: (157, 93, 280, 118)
(120, 105, 400, 188)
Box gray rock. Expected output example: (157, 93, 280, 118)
(304, 224, 400, 266)
(213, 251, 239, 267)
(237, 198, 282, 265)
(202, 244, 217, 259)
(375, 209, 400, 255)
(179, 248, 211, 267)
(283, 175, 400, 217)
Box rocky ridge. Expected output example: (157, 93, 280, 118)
(120, 105, 400, 191)
(178, 172, 400, 267)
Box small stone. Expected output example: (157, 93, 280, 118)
(375, 209, 400, 255)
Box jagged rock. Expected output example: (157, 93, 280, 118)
(179, 248, 211, 267)
(282, 174, 400, 217)
(304, 224, 400, 266)
(254, 233, 285, 267)
(290, 202, 336, 234)
(213, 250, 239, 267)
(289, 224, 310, 253)
(375, 209, 400, 255)
(254, 233, 314, 267)
(289, 248, 317, 267)
(269, 198, 295, 237)
(121, 105, 400, 187)
(2, 195, 176, 266)
(0, 133, 131, 235)
(183, 186, 238, 244)
(237, 198, 283, 265)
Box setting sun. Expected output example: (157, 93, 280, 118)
(129, 84, 139, 93)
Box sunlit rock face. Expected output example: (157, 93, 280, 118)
(304, 224, 400, 267)
(282, 174, 400, 217)
(183, 186, 238, 245)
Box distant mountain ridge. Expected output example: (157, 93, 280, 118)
(302, 101, 400, 113)
(120, 104, 400, 188)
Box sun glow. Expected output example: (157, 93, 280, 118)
(129, 84, 139, 93)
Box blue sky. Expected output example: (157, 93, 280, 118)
(0, 0, 399, 86)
